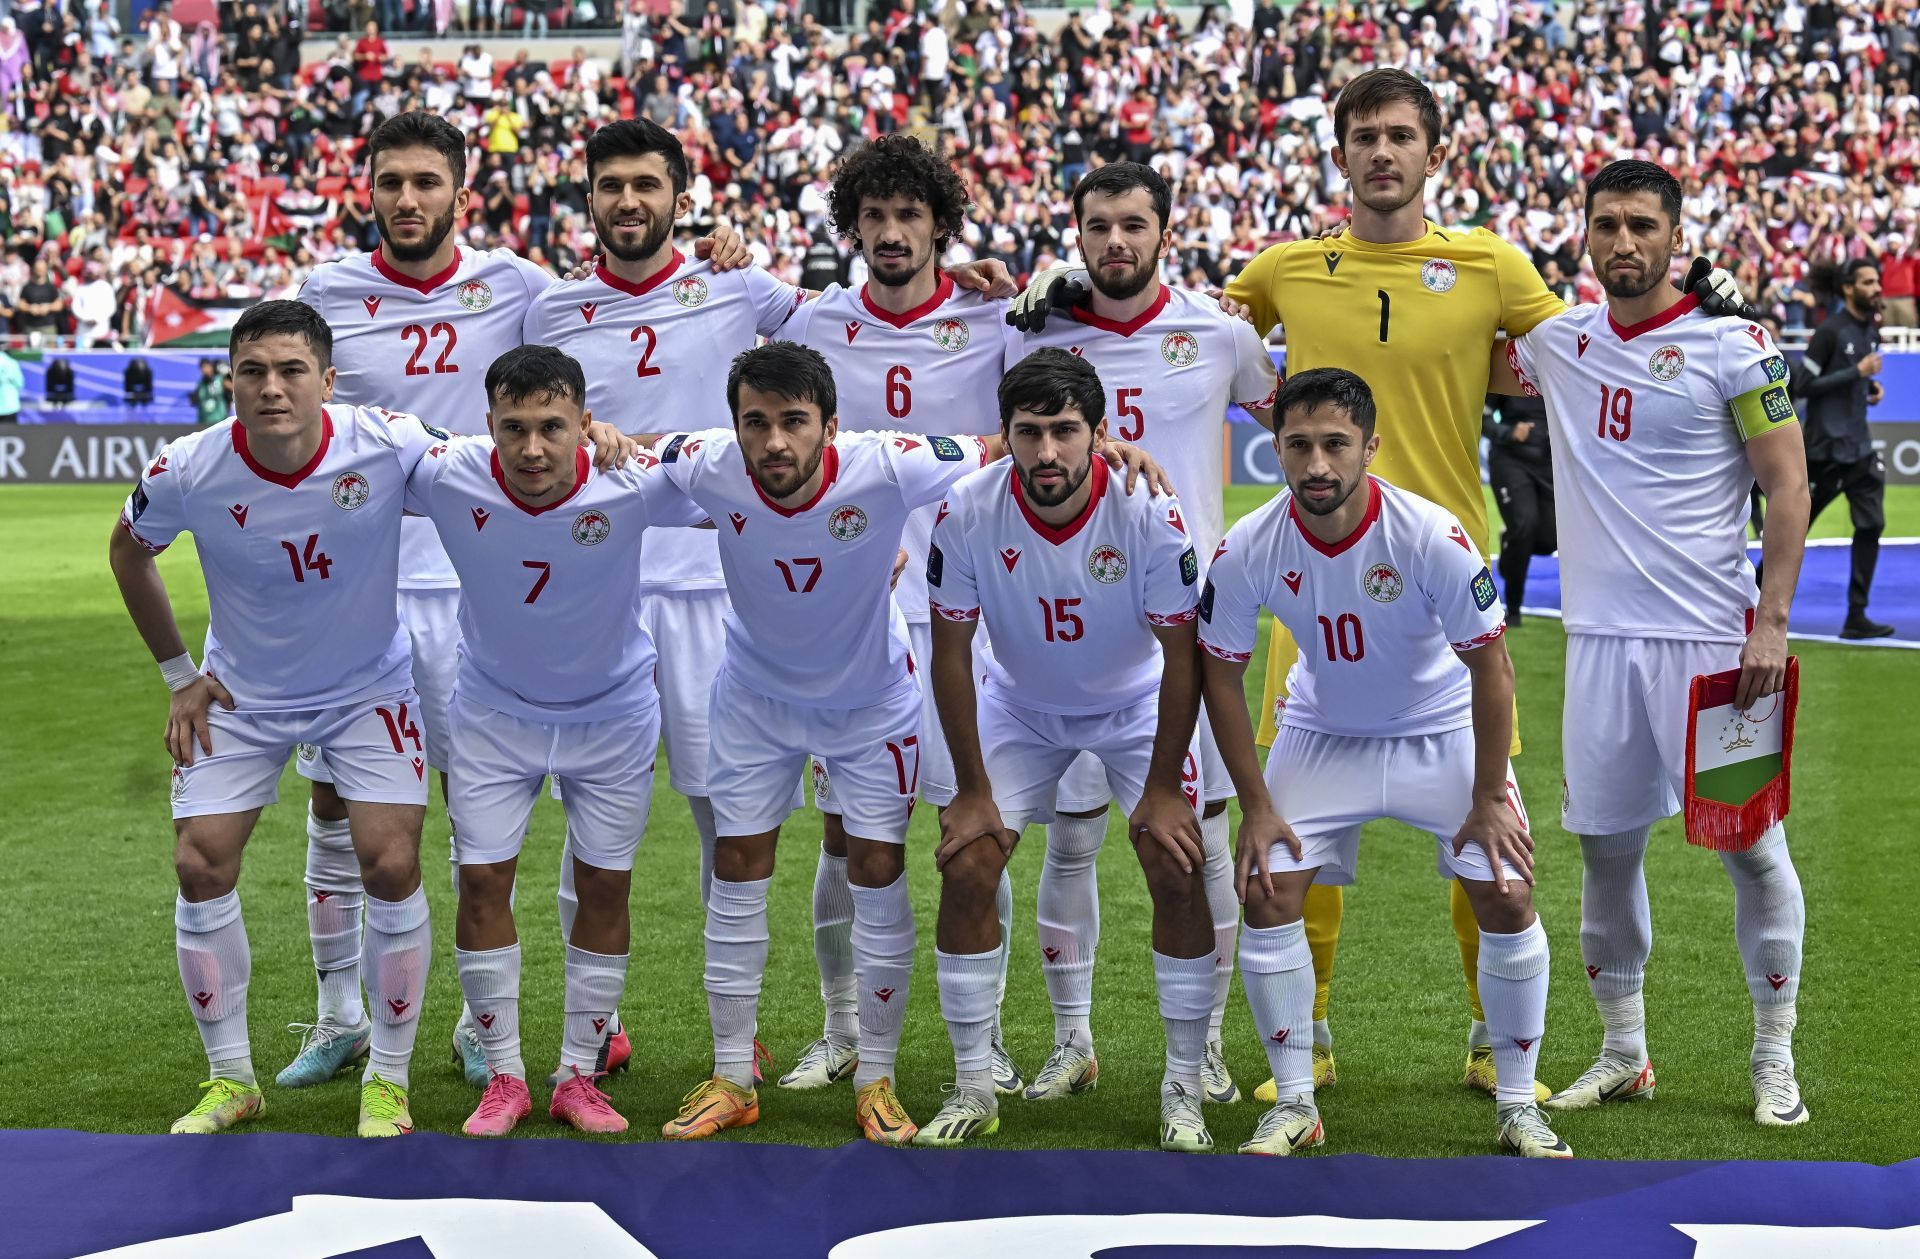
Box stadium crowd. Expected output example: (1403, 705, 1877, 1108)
(3, 0, 1920, 347)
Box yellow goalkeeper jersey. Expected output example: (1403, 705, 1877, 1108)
(1225, 222, 1565, 744)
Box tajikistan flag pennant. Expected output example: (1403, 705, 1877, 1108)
(1684, 657, 1799, 852)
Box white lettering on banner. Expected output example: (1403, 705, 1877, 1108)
(1673, 1224, 1920, 1257)
(1238, 431, 1282, 485)
(828, 1214, 1543, 1257)
(0, 435, 23, 478)
(1883, 436, 1920, 479)
(74, 1195, 660, 1258)
(47, 436, 85, 479)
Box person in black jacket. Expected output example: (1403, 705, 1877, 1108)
(1484, 391, 1554, 626)
(1796, 258, 1894, 639)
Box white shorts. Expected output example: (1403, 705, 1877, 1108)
(711, 670, 921, 841)
(1263, 724, 1528, 885)
(639, 588, 729, 796)
(982, 695, 1202, 834)
(301, 589, 460, 783)
(445, 690, 660, 871)
(815, 619, 971, 813)
(1054, 699, 1228, 811)
(172, 690, 431, 819)
(1562, 632, 1742, 835)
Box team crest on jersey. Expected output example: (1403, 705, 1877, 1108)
(1363, 562, 1404, 603)
(826, 505, 869, 541)
(1160, 331, 1200, 367)
(1421, 259, 1458, 293)
(672, 276, 709, 308)
(572, 509, 612, 546)
(332, 471, 371, 511)
(931, 317, 970, 352)
(1087, 543, 1128, 584)
(1648, 344, 1686, 381)
(456, 279, 493, 311)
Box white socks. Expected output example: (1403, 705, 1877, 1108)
(1577, 826, 1652, 1062)
(1154, 950, 1213, 1094)
(303, 806, 365, 1027)
(850, 874, 915, 1088)
(1239, 919, 1314, 1101)
(705, 875, 769, 1088)
(1038, 811, 1105, 1048)
(1199, 809, 1237, 1041)
(176, 891, 254, 1086)
(811, 850, 858, 1047)
(993, 866, 1013, 1031)
(363, 888, 431, 1088)
(456, 943, 524, 1080)
(1721, 824, 1804, 1067)
(937, 947, 1000, 1094)
(561, 945, 629, 1076)
(1477, 918, 1550, 1107)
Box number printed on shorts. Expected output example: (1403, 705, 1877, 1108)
(280, 533, 333, 582)
(887, 735, 920, 796)
(775, 556, 823, 593)
(1597, 384, 1633, 441)
(376, 702, 423, 754)
(400, 322, 459, 376)
(1038, 596, 1085, 642)
(1317, 612, 1365, 662)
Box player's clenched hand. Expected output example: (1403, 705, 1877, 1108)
(936, 790, 1012, 870)
(694, 223, 751, 271)
(1736, 622, 1789, 711)
(949, 258, 1019, 299)
(1452, 798, 1534, 896)
(1129, 786, 1203, 875)
(585, 421, 639, 468)
(1234, 802, 1302, 903)
(1005, 263, 1089, 333)
(167, 674, 235, 767)
(1102, 440, 1174, 497)
(889, 547, 908, 591)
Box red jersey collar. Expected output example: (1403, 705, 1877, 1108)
(1066, 283, 1170, 337)
(490, 446, 592, 515)
(596, 249, 685, 297)
(1289, 475, 1381, 557)
(1011, 455, 1108, 545)
(860, 271, 955, 329)
(1608, 291, 1699, 341)
(751, 443, 840, 517)
(372, 246, 462, 294)
(232, 409, 333, 489)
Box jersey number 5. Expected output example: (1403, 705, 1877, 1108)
(1115, 388, 1145, 441)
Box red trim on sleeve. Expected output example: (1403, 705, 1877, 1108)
(233, 410, 334, 489)
(1011, 456, 1107, 545)
(1451, 623, 1509, 651)
(930, 601, 981, 621)
(1149, 607, 1200, 626)
(372, 246, 462, 294)
(490, 446, 592, 515)
(595, 250, 686, 297)
(750, 443, 840, 516)
(1066, 284, 1171, 337)
(1199, 639, 1252, 662)
(1607, 292, 1699, 341)
(1288, 476, 1381, 557)
(118, 515, 168, 554)
(859, 272, 956, 328)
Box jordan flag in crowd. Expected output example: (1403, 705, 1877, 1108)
(146, 289, 258, 349)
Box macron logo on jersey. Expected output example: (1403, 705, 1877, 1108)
(1166, 505, 1185, 534)
(362, 296, 381, 318)
(580, 302, 598, 324)
(729, 511, 748, 534)
(228, 504, 249, 528)
(471, 507, 490, 532)
(999, 547, 1022, 573)
(1282, 570, 1303, 595)
(148, 454, 170, 477)
(1577, 333, 1590, 358)
(1448, 525, 1472, 552)
(845, 320, 862, 343)
(935, 501, 951, 529)
(1745, 325, 1767, 349)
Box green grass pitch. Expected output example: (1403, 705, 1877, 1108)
(2, 482, 1915, 1163)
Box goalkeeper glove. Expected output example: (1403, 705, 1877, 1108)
(1684, 256, 1761, 322)
(1005, 263, 1090, 333)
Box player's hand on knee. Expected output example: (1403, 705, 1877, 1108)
(167, 674, 234, 767)
(1101, 439, 1174, 497)
(1234, 804, 1299, 903)
(1004, 263, 1088, 333)
(936, 791, 1009, 870)
(1453, 798, 1533, 895)
(1129, 785, 1203, 875)
(1736, 624, 1789, 710)
(585, 420, 639, 468)
(694, 223, 751, 271)
(949, 257, 1018, 299)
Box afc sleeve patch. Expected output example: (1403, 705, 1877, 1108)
(929, 435, 966, 461)
(926, 544, 944, 587)
(1763, 355, 1790, 384)
(418, 420, 452, 440)
(1179, 547, 1198, 586)
(660, 434, 687, 463)
(129, 484, 150, 522)
(1730, 382, 1798, 442)
(1199, 580, 1217, 623)
(1471, 567, 1498, 611)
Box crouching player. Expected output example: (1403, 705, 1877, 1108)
(921, 348, 1218, 1152)
(1198, 368, 1568, 1158)
(402, 345, 701, 1137)
(110, 300, 442, 1137)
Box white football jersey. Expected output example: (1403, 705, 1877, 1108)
(775, 273, 1017, 624)
(1009, 284, 1279, 563)
(1506, 295, 1784, 642)
(404, 439, 708, 722)
(654, 426, 990, 708)
(520, 253, 806, 591)
(118, 404, 445, 711)
(299, 246, 554, 589)
(1199, 477, 1505, 738)
(928, 456, 1200, 716)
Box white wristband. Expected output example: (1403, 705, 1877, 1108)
(159, 653, 201, 692)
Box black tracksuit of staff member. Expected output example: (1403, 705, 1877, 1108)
(1483, 392, 1555, 626)
(1796, 258, 1895, 639)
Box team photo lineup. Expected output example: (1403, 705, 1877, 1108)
(105, 60, 1833, 1164)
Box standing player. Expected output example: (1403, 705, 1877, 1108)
(921, 349, 1217, 1152)
(403, 346, 705, 1138)
(1498, 160, 1813, 1127)
(109, 301, 441, 1138)
(1004, 163, 1278, 1107)
(1199, 367, 1567, 1159)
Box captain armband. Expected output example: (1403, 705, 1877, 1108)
(1728, 382, 1798, 443)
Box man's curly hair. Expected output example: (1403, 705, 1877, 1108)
(827, 134, 973, 254)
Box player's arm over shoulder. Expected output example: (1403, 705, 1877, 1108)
(1487, 306, 1576, 397)
(1716, 319, 1799, 443)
